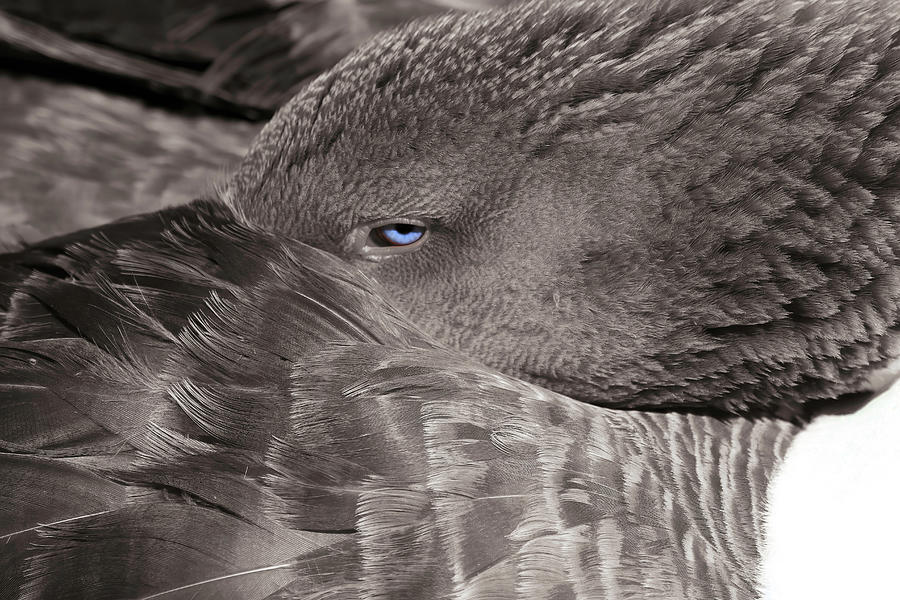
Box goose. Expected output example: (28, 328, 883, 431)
(0, 200, 797, 599)
(3, 0, 900, 598)
(225, 0, 900, 419)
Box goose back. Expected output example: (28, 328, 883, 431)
(1, 202, 797, 599)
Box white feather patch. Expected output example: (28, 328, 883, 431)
(760, 374, 900, 599)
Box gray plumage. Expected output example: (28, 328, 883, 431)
(2, 0, 899, 597)
(0, 202, 796, 599)
(0, 0, 509, 115)
(228, 0, 900, 418)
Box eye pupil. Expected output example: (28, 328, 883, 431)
(373, 223, 426, 247)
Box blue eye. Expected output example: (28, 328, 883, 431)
(350, 219, 430, 258)
(372, 223, 426, 247)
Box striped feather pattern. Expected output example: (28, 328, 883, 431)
(0, 201, 797, 599)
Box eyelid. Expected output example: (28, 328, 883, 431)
(345, 217, 430, 260)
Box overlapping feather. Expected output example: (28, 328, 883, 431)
(1, 201, 797, 599)
(0, 0, 513, 116)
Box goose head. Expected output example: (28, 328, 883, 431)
(225, 0, 900, 418)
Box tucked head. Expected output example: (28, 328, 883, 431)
(224, 0, 900, 418)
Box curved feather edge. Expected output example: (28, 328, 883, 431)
(1, 200, 800, 599)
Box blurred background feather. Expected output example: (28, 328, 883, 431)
(0, 0, 511, 243)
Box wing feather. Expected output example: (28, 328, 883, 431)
(1, 199, 798, 599)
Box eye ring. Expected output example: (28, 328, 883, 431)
(345, 218, 430, 259)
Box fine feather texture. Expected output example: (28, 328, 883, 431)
(0, 0, 512, 244)
(2, 0, 899, 597)
(0, 202, 797, 599)
(227, 0, 900, 418)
